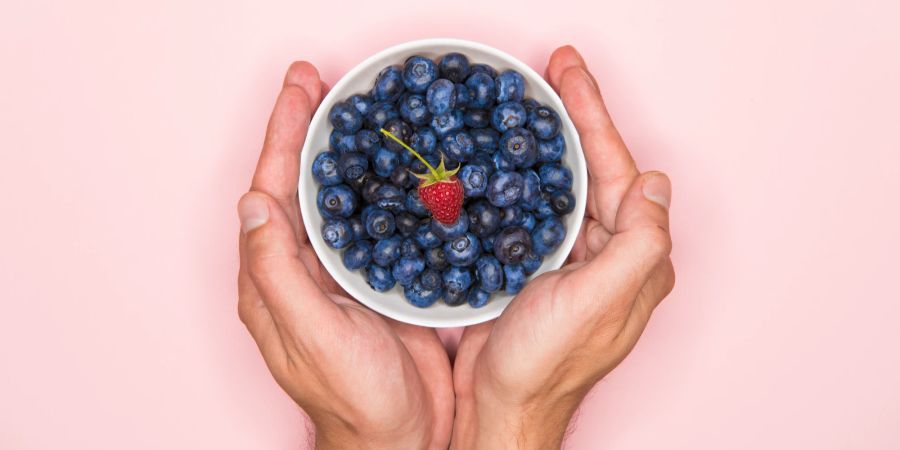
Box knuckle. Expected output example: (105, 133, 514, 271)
(641, 225, 672, 257)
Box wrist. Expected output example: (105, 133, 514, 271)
(314, 414, 432, 450)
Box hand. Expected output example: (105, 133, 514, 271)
(451, 46, 676, 449)
(236, 62, 454, 450)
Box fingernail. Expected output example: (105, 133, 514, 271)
(642, 173, 671, 210)
(238, 193, 269, 233)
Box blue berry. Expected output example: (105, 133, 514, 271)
(467, 288, 491, 308)
(492, 152, 515, 172)
(373, 66, 404, 102)
(373, 147, 399, 177)
(399, 94, 432, 126)
(344, 169, 373, 193)
(534, 193, 556, 219)
(312, 151, 342, 186)
(459, 164, 489, 197)
(467, 200, 501, 237)
(444, 232, 481, 267)
(469, 63, 497, 78)
(471, 128, 500, 151)
(366, 263, 395, 292)
(374, 183, 405, 212)
(491, 101, 527, 132)
(426, 79, 457, 115)
(347, 93, 374, 116)
(349, 217, 366, 241)
(470, 152, 496, 175)
(400, 237, 421, 257)
(365, 102, 399, 129)
(532, 216, 566, 256)
(463, 109, 490, 129)
(486, 171, 524, 207)
(500, 206, 524, 227)
(392, 255, 425, 286)
(537, 134, 566, 162)
(395, 212, 419, 236)
(330, 129, 357, 153)
(420, 268, 442, 290)
(439, 52, 470, 83)
(493, 226, 532, 265)
(425, 246, 448, 270)
(372, 235, 403, 267)
(495, 70, 525, 103)
(355, 129, 382, 155)
(322, 217, 353, 249)
(549, 190, 575, 215)
(382, 119, 412, 153)
(338, 152, 368, 182)
(519, 169, 541, 210)
(503, 264, 526, 294)
(455, 83, 470, 108)
(361, 177, 386, 204)
(431, 109, 464, 137)
(406, 190, 430, 217)
(404, 277, 442, 307)
(360, 204, 378, 224)
(522, 98, 540, 114)
(481, 234, 495, 253)
(465, 72, 495, 109)
(441, 131, 475, 162)
(522, 251, 543, 275)
(365, 208, 396, 240)
(317, 184, 357, 218)
(527, 106, 561, 139)
(520, 212, 537, 232)
(414, 219, 442, 248)
(329, 102, 363, 134)
(390, 165, 417, 190)
(431, 210, 469, 241)
(442, 266, 473, 305)
(475, 255, 503, 292)
(500, 128, 537, 168)
(411, 127, 438, 154)
(402, 56, 437, 93)
(539, 163, 573, 192)
(342, 240, 373, 270)
(410, 152, 442, 175)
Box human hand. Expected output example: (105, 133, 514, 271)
(236, 62, 454, 450)
(451, 46, 676, 449)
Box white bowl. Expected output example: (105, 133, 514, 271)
(299, 38, 587, 328)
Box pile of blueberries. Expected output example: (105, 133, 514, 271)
(312, 52, 574, 308)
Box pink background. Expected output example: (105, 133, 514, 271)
(2, 0, 899, 448)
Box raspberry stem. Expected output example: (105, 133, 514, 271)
(380, 128, 440, 180)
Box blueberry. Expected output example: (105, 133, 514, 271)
(431, 210, 469, 240)
(382, 118, 413, 153)
(493, 226, 532, 265)
(467, 288, 491, 308)
(321, 217, 353, 249)
(441, 131, 475, 163)
(425, 246, 449, 270)
(495, 70, 525, 103)
(534, 192, 556, 219)
(464, 109, 490, 129)
(395, 212, 419, 236)
(455, 83, 470, 108)
(426, 79, 457, 115)
(345, 169, 374, 193)
(373, 235, 403, 267)
(503, 264, 526, 294)
(475, 255, 503, 292)
(519, 169, 541, 209)
(521, 251, 543, 275)
(400, 237, 421, 257)
(411, 127, 438, 154)
(361, 176, 386, 204)
(471, 128, 500, 151)
(520, 212, 537, 232)
(522, 98, 540, 114)
(486, 171, 525, 207)
(443, 275, 472, 306)
(414, 219, 443, 248)
(347, 93, 374, 116)
(404, 277, 442, 307)
(459, 164, 489, 197)
(465, 72, 495, 109)
(539, 163, 573, 192)
(365, 208, 396, 240)
(338, 152, 368, 182)
(469, 63, 497, 78)
(373, 66, 405, 102)
(491, 101, 527, 132)
(390, 165, 417, 190)
(439, 52, 470, 83)
(532, 216, 566, 256)
(481, 234, 495, 253)
(366, 263, 395, 292)
(330, 129, 357, 153)
(537, 134, 566, 162)
(527, 106, 561, 139)
(549, 190, 575, 215)
(492, 151, 516, 172)
(467, 200, 501, 237)
(373, 147, 399, 177)
(317, 184, 357, 218)
(349, 217, 366, 241)
(355, 129, 382, 155)
(366, 102, 399, 129)
(431, 109, 465, 137)
(374, 183, 405, 212)
(500, 128, 537, 168)
(402, 56, 437, 93)
(443, 266, 474, 293)
(399, 94, 432, 127)
(342, 240, 373, 270)
(470, 152, 496, 176)
(329, 102, 363, 134)
(420, 268, 442, 290)
(360, 204, 378, 224)
(312, 151, 342, 186)
(444, 232, 481, 267)
(500, 206, 524, 227)
(392, 255, 425, 286)
(406, 190, 430, 217)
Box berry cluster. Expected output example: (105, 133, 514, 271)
(312, 52, 574, 308)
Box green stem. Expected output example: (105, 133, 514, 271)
(380, 128, 439, 179)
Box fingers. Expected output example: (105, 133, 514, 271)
(251, 61, 323, 241)
(546, 46, 639, 231)
(238, 191, 341, 336)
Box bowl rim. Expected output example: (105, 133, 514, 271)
(299, 38, 587, 328)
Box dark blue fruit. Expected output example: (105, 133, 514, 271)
(519, 169, 541, 210)
(400, 237, 421, 257)
(467, 288, 491, 308)
(411, 127, 438, 154)
(373, 147, 399, 177)
(459, 164, 489, 197)
(471, 128, 500, 151)
(503, 264, 526, 294)
(467, 200, 501, 237)
(522, 98, 540, 114)
(373, 66, 404, 102)
(481, 234, 495, 253)
(534, 192, 556, 219)
(312, 151, 342, 186)
(465, 72, 495, 109)
(342, 240, 373, 270)
(399, 94, 432, 127)
(402, 56, 437, 93)
(355, 129, 382, 155)
(426, 79, 457, 115)
(347, 93, 374, 116)
(463, 109, 490, 129)
(317, 184, 357, 218)
(425, 246, 449, 270)
(500, 206, 524, 227)
(329, 102, 363, 134)
(495, 70, 525, 103)
(491, 101, 527, 132)
(520, 212, 537, 232)
(338, 152, 368, 182)
(532, 216, 566, 256)
(549, 190, 575, 215)
(500, 128, 537, 168)
(539, 163, 573, 192)
(374, 183, 405, 212)
(392, 255, 425, 286)
(439, 52, 470, 83)
(527, 106, 561, 139)
(486, 171, 525, 207)
(455, 83, 470, 108)
(431, 210, 469, 241)
(366, 263, 395, 292)
(441, 131, 475, 162)
(442, 266, 473, 306)
(414, 219, 443, 249)
(404, 277, 442, 307)
(322, 217, 353, 249)
(365, 208, 395, 240)
(430, 109, 465, 137)
(361, 177, 386, 204)
(330, 129, 357, 153)
(373, 235, 402, 267)
(420, 269, 442, 290)
(365, 102, 399, 130)
(475, 255, 503, 292)
(406, 189, 430, 217)
(522, 251, 543, 275)
(382, 118, 412, 153)
(493, 226, 532, 265)
(537, 134, 566, 162)
(444, 232, 481, 267)
(391, 165, 417, 190)
(469, 63, 497, 78)
(492, 151, 515, 172)
(349, 217, 366, 241)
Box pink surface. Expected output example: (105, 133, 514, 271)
(1, 0, 898, 448)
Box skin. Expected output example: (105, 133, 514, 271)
(237, 46, 674, 450)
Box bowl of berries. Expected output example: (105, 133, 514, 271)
(300, 38, 587, 327)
